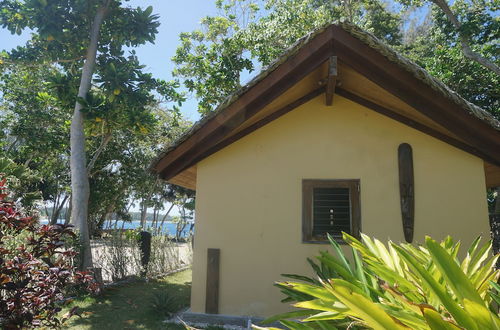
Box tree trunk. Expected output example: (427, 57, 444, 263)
(51, 195, 69, 225)
(96, 203, 114, 235)
(64, 195, 72, 225)
(151, 205, 159, 229)
(70, 4, 109, 270)
(87, 131, 112, 176)
(158, 203, 175, 235)
(140, 198, 148, 229)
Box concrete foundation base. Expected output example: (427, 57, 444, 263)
(173, 310, 283, 329)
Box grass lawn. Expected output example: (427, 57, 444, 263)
(62, 269, 192, 330)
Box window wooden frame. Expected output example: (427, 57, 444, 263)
(302, 179, 361, 244)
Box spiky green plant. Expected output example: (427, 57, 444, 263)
(258, 234, 500, 330)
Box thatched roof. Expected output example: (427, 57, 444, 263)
(151, 22, 499, 171)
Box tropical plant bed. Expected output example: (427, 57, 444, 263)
(61, 269, 192, 329)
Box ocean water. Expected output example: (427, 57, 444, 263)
(39, 219, 193, 237)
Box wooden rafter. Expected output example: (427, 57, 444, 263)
(155, 32, 334, 180)
(325, 56, 337, 106)
(330, 26, 500, 166)
(336, 88, 499, 166)
(153, 24, 500, 187)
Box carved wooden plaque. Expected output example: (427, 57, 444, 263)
(398, 143, 414, 243)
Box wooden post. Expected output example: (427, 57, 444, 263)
(325, 56, 337, 106)
(205, 248, 220, 314)
(398, 143, 415, 243)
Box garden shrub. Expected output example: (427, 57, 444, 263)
(260, 233, 500, 330)
(0, 178, 99, 328)
(150, 290, 177, 317)
(92, 229, 192, 282)
(91, 229, 142, 282)
(147, 234, 192, 277)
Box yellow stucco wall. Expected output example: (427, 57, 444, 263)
(190, 95, 490, 317)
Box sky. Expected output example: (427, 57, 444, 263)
(0, 1, 225, 216)
(0, 0, 221, 122)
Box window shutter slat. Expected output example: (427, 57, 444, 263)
(312, 187, 351, 238)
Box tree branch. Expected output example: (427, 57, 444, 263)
(431, 0, 500, 75)
(87, 132, 112, 175)
(0, 56, 86, 69)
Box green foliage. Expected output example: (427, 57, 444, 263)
(150, 290, 177, 317)
(0, 157, 41, 207)
(172, 0, 402, 114)
(0, 180, 99, 328)
(397, 0, 499, 117)
(60, 269, 192, 329)
(260, 234, 500, 329)
(86, 109, 191, 236)
(172, 0, 257, 114)
(0, 1, 191, 235)
(173, 0, 497, 122)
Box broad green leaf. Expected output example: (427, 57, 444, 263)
(317, 252, 356, 283)
(392, 243, 477, 330)
(294, 299, 347, 313)
(470, 255, 499, 294)
(252, 326, 283, 330)
(352, 248, 370, 296)
(279, 282, 337, 302)
(275, 283, 315, 302)
(425, 237, 484, 305)
(280, 319, 316, 330)
(467, 241, 491, 276)
(364, 260, 420, 302)
(327, 233, 353, 276)
(422, 308, 462, 330)
(343, 233, 377, 261)
(361, 234, 381, 259)
(281, 273, 317, 284)
(302, 311, 345, 322)
(490, 291, 500, 306)
(144, 5, 153, 16)
(328, 280, 406, 330)
(315, 320, 339, 330)
(324, 279, 367, 297)
(307, 258, 325, 280)
(374, 238, 395, 270)
(461, 236, 481, 272)
(260, 310, 316, 325)
(385, 309, 428, 330)
(381, 284, 422, 315)
(463, 299, 500, 330)
(490, 280, 500, 293)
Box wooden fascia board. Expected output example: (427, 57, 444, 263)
(187, 87, 325, 168)
(157, 27, 335, 180)
(330, 26, 500, 166)
(170, 89, 500, 190)
(337, 88, 499, 166)
(155, 24, 500, 182)
(167, 88, 324, 191)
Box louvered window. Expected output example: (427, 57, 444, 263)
(302, 179, 361, 243)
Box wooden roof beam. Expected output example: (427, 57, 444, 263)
(330, 26, 500, 166)
(325, 56, 337, 106)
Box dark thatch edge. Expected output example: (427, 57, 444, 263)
(151, 22, 499, 172)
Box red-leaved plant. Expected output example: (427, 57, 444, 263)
(0, 178, 99, 328)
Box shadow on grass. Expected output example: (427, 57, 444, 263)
(63, 270, 191, 330)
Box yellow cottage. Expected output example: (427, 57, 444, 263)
(151, 23, 500, 319)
